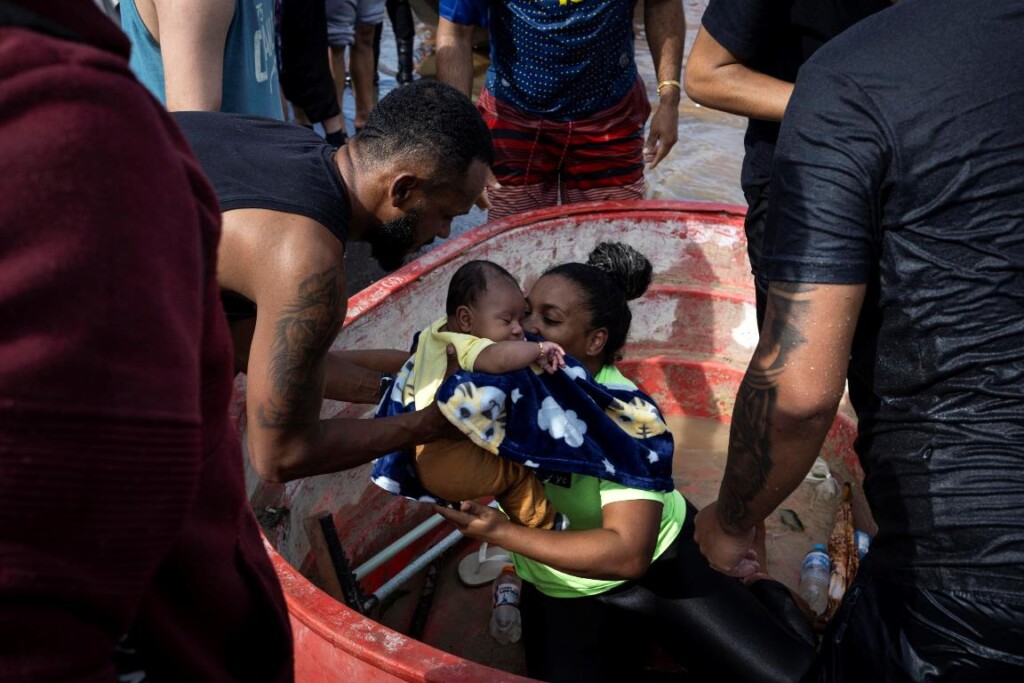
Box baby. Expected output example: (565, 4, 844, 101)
(409, 260, 566, 529)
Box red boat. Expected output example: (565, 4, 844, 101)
(235, 201, 869, 681)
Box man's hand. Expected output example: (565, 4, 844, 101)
(644, 101, 680, 169)
(694, 501, 760, 578)
(643, 0, 684, 169)
(475, 169, 501, 211)
(424, 343, 465, 440)
(420, 401, 463, 441)
(443, 343, 460, 379)
(433, 500, 510, 542)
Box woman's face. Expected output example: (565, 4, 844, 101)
(524, 274, 602, 368)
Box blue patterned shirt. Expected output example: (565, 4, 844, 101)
(441, 0, 639, 120)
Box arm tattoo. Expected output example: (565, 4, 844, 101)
(719, 282, 817, 529)
(257, 267, 342, 429)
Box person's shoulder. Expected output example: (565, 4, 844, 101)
(802, 0, 915, 76)
(174, 112, 327, 163)
(597, 479, 666, 506)
(699, 0, 776, 61)
(172, 110, 288, 132)
(595, 365, 638, 391)
(222, 207, 344, 277)
(3, 26, 193, 174)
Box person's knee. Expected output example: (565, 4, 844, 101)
(356, 0, 387, 32)
(354, 23, 377, 45)
(327, 28, 355, 49)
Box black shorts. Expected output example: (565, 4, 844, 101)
(743, 181, 771, 329)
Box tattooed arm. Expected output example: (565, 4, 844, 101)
(323, 349, 411, 404)
(244, 248, 451, 482)
(694, 281, 865, 576)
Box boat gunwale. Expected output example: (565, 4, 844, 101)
(345, 199, 747, 326)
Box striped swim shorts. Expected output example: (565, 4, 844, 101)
(478, 78, 652, 219)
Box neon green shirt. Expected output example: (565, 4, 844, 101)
(511, 365, 686, 598)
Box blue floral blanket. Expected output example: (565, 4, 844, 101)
(370, 351, 675, 505)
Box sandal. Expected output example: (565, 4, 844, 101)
(457, 542, 511, 587)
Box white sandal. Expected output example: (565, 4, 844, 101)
(457, 542, 512, 587)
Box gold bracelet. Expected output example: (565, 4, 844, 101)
(657, 79, 681, 96)
(537, 341, 545, 360)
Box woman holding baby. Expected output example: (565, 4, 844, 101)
(435, 242, 818, 683)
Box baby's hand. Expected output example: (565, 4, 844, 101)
(538, 341, 566, 373)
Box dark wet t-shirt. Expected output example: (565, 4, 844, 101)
(763, 0, 1024, 596)
(700, 0, 890, 192)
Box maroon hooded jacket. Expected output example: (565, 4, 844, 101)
(0, 2, 292, 680)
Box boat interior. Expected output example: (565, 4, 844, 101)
(237, 201, 873, 681)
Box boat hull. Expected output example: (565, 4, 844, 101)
(236, 201, 868, 681)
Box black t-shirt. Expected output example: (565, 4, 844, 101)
(701, 0, 889, 193)
(174, 111, 351, 244)
(764, 0, 1024, 596)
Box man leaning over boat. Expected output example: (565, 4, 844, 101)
(175, 80, 495, 482)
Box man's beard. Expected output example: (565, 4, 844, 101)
(367, 209, 421, 271)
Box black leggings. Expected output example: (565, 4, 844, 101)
(386, 0, 415, 43)
(520, 500, 818, 683)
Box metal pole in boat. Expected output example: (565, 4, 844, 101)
(362, 501, 501, 611)
(362, 525, 464, 611)
(352, 512, 448, 580)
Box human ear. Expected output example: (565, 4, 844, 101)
(454, 305, 474, 333)
(388, 173, 419, 208)
(585, 327, 608, 360)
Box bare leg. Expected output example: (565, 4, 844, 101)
(329, 44, 347, 122)
(350, 24, 378, 129)
(292, 105, 311, 126)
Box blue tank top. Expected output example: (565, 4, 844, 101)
(121, 0, 282, 119)
(441, 0, 638, 121)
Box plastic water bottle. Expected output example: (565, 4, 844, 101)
(798, 544, 831, 615)
(490, 566, 522, 644)
(855, 530, 873, 559)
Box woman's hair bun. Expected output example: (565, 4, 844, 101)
(586, 242, 652, 301)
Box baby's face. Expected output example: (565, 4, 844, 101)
(470, 280, 527, 342)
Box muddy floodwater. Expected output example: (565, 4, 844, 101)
(635, 1, 747, 205)
(669, 415, 848, 591)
